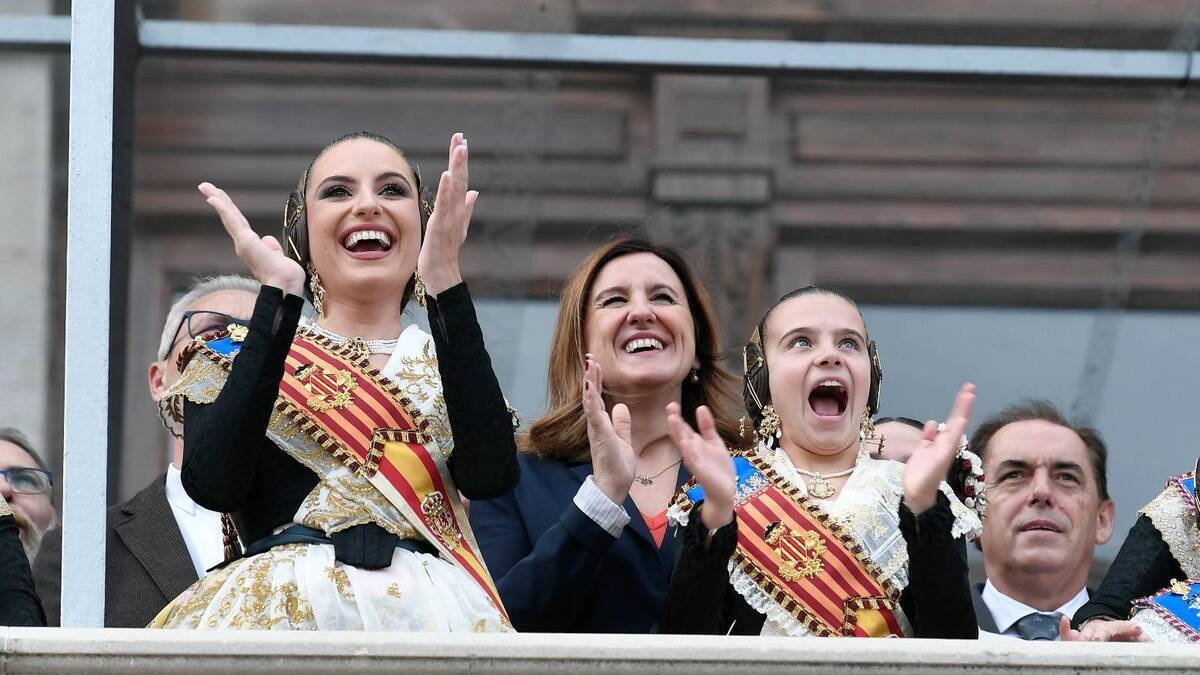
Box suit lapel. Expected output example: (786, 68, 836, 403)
(972, 581, 1000, 633)
(114, 477, 198, 600)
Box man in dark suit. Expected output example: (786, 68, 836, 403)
(33, 275, 258, 627)
(968, 400, 1114, 640)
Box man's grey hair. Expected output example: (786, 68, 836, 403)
(156, 275, 261, 361)
(0, 427, 51, 477)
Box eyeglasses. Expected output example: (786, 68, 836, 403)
(169, 310, 252, 350)
(0, 467, 53, 495)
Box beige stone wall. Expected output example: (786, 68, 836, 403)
(0, 49, 55, 473)
(4, 628, 1200, 674)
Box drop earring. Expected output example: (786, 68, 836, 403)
(307, 263, 326, 317)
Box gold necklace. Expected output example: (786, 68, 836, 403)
(634, 458, 683, 486)
(794, 465, 855, 499)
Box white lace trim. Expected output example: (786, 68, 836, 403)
(1140, 480, 1200, 579)
(667, 501, 691, 528)
(729, 561, 811, 637)
(1132, 606, 1199, 643)
(944, 482, 983, 542)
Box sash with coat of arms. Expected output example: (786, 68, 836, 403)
(164, 324, 509, 623)
(672, 452, 903, 637)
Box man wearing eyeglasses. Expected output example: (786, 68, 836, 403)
(33, 275, 259, 627)
(0, 427, 51, 625)
(0, 428, 56, 564)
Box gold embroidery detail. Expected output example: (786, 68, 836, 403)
(394, 341, 441, 400)
(1141, 474, 1200, 578)
(387, 583, 403, 598)
(766, 524, 827, 581)
(150, 545, 316, 630)
(0, 496, 11, 518)
(325, 565, 355, 600)
(295, 363, 358, 412)
(421, 491, 461, 551)
(1171, 578, 1191, 596)
(227, 323, 249, 342)
(475, 619, 488, 632)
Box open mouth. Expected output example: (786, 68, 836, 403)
(341, 229, 393, 255)
(622, 336, 665, 354)
(808, 380, 849, 418)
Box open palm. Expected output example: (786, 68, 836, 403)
(417, 133, 477, 296)
(199, 182, 305, 296)
(668, 403, 735, 529)
(902, 383, 975, 514)
(582, 355, 636, 504)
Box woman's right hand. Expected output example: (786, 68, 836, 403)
(582, 354, 636, 505)
(667, 402, 735, 530)
(199, 182, 305, 297)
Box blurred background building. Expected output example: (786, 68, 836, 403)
(4, 0, 1200, 578)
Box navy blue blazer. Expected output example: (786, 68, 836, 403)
(470, 451, 688, 633)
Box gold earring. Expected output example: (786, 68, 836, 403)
(859, 410, 875, 441)
(860, 411, 885, 456)
(307, 263, 326, 317)
(412, 273, 428, 309)
(757, 404, 782, 449)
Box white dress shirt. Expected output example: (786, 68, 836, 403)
(165, 464, 226, 576)
(980, 579, 1090, 640)
(574, 475, 631, 538)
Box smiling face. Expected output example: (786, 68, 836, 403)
(583, 252, 699, 398)
(980, 419, 1114, 586)
(305, 137, 422, 303)
(762, 293, 871, 457)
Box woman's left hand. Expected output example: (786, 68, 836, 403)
(902, 383, 975, 514)
(417, 132, 478, 296)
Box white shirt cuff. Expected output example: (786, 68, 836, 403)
(573, 475, 631, 538)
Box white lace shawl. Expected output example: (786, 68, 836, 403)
(719, 443, 981, 637)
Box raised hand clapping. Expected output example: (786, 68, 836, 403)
(902, 383, 975, 514)
(582, 355, 637, 505)
(667, 402, 735, 530)
(417, 133, 478, 296)
(198, 182, 305, 297)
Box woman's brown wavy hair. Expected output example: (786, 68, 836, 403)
(523, 235, 744, 460)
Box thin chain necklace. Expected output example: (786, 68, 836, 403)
(307, 321, 399, 355)
(794, 463, 856, 499)
(634, 458, 683, 486)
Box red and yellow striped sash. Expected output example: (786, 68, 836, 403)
(733, 452, 901, 637)
(197, 328, 508, 622)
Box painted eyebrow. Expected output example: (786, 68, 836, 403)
(314, 171, 413, 192)
(775, 327, 866, 348)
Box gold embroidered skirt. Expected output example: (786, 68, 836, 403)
(148, 542, 511, 632)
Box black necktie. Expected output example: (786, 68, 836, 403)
(1014, 611, 1062, 640)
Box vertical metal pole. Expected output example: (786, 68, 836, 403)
(61, 0, 134, 627)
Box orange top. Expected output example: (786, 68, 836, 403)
(641, 508, 669, 548)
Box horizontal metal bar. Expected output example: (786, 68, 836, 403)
(137, 19, 1192, 83)
(0, 15, 1193, 83)
(0, 15, 70, 51)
